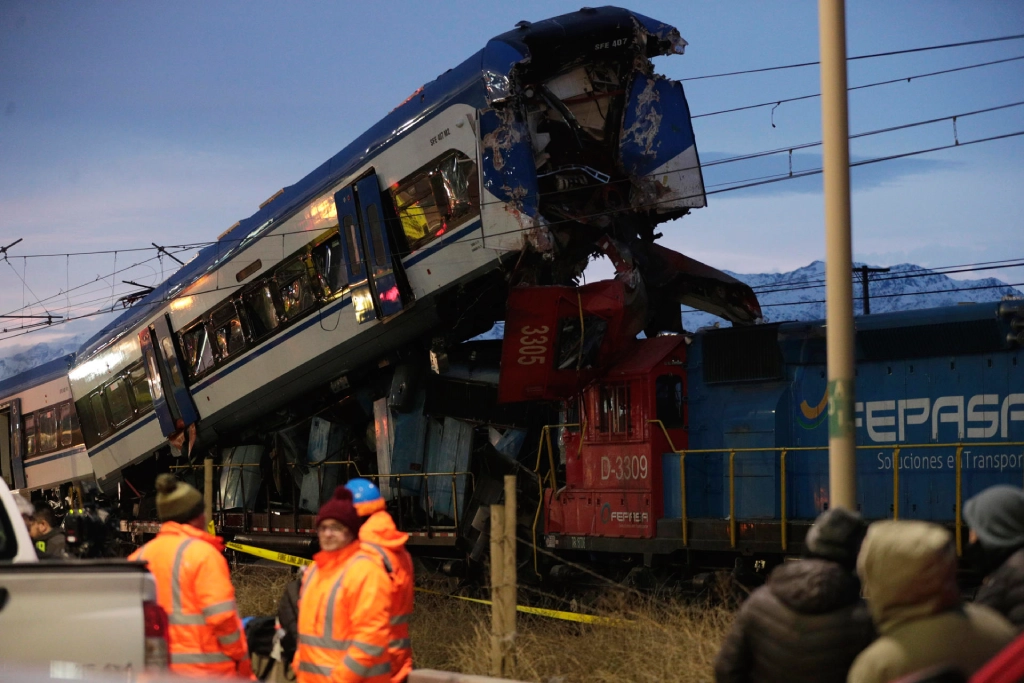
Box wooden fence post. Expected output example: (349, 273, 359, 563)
(502, 476, 517, 672)
(489, 504, 506, 677)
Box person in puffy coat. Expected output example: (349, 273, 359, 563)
(963, 485, 1024, 630)
(848, 520, 1016, 683)
(714, 507, 875, 683)
(295, 487, 391, 683)
(128, 474, 251, 678)
(345, 478, 414, 683)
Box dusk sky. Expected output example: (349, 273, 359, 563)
(1, 0, 1023, 353)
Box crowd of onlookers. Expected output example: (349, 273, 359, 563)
(714, 485, 1024, 683)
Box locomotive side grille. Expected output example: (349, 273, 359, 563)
(857, 318, 1004, 360)
(702, 325, 784, 384)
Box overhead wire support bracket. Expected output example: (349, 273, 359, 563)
(0, 238, 22, 260)
(152, 242, 185, 265)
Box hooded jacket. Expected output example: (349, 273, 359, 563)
(128, 521, 249, 677)
(974, 549, 1024, 631)
(295, 541, 392, 683)
(848, 521, 1016, 683)
(714, 558, 875, 683)
(359, 510, 414, 683)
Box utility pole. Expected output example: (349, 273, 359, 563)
(859, 265, 890, 314)
(819, 0, 857, 510)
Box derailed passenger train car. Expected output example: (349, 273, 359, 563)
(65, 7, 757, 500)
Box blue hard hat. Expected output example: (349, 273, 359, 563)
(345, 478, 382, 504)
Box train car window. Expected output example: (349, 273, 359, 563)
(24, 413, 36, 457)
(37, 408, 58, 453)
(58, 402, 75, 447)
(105, 378, 133, 427)
(437, 153, 479, 223)
(392, 151, 479, 252)
(276, 258, 315, 320)
(242, 284, 280, 340)
(344, 216, 365, 280)
(655, 375, 684, 429)
(181, 323, 215, 378)
(394, 175, 444, 250)
(366, 205, 386, 268)
(129, 366, 153, 413)
(210, 303, 246, 360)
(89, 393, 111, 439)
(311, 234, 347, 296)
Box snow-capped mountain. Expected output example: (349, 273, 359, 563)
(471, 261, 1023, 341)
(682, 261, 1023, 331)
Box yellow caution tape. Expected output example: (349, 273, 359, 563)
(415, 587, 629, 627)
(226, 542, 625, 627)
(226, 542, 312, 568)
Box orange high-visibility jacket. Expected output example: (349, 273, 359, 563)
(129, 521, 249, 677)
(360, 511, 414, 683)
(295, 542, 391, 683)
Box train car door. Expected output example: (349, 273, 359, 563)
(0, 400, 25, 489)
(142, 315, 200, 436)
(335, 173, 406, 323)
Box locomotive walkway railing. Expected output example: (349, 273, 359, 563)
(648, 419, 1024, 556)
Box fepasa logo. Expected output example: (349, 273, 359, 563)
(857, 394, 1024, 443)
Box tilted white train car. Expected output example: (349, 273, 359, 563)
(0, 356, 92, 492)
(67, 8, 757, 492)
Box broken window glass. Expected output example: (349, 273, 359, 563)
(311, 234, 347, 296)
(394, 175, 444, 250)
(555, 315, 608, 370)
(276, 258, 315, 320)
(597, 383, 631, 436)
(242, 284, 280, 340)
(210, 303, 246, 360)
(181, 324, 215, 379)
(436, 153, 479, 223)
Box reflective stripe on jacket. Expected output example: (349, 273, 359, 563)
(295, 542, 391, 683)
(360, 511, 414, 682)
(129, 521, 248, 677)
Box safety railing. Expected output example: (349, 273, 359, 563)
(168, 459, 473, 536)
(530, 423, 580, 574)
(648, 419, 1024, 556)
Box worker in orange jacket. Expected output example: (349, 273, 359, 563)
(295, 486, 391, 683)
(346, 478, 414, 682)
(129, 474, 251, 678)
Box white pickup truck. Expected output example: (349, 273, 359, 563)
(0, 478, 169, 674)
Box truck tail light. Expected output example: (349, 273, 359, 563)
(143, 600, 169, 670)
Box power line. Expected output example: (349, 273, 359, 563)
(681, 32, 1024, 82)
(756, 280, 1024, 308)
(692, 54, 1024, 119)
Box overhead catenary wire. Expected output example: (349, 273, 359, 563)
(3, 125, 1024, 341)
(692, 54, 1024, 119)
(680, 32, 1024, 82)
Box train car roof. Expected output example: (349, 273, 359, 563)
(75, 6, 685, 364)
(0, 354, 75, 400)
(605, 335, 687, 377)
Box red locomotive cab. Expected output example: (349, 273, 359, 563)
(545, 336, 688, 540)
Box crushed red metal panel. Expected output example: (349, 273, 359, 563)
(498, 279, 637, 403)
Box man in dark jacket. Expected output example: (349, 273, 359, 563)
(964, 485, 1024, 630)
(29, 505, 68, 559)
(714, 508, 875, 683)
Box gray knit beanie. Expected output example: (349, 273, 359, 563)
(964, 485, 1024, 551)
(155, 474, 205, 523)
(805, 507, 868, 568)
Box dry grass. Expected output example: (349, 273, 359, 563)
(232, 563, 296, 618)
(233, 567, 734, 683)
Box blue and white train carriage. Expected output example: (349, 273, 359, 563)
(0, 355, 92, 492)
(67, 7, 758, 491)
